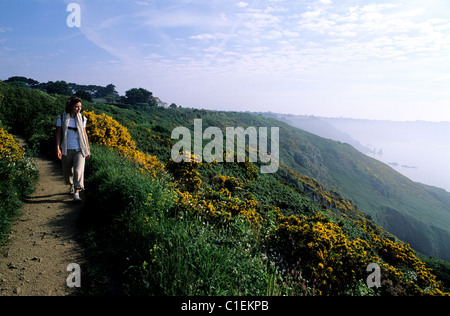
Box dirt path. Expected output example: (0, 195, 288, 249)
(0, 141, 85, 296)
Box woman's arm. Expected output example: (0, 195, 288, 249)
(56, 126, 62, 160)
(84, 128, 91, 159)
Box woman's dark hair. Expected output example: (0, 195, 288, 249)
(65, 96, 82, 113)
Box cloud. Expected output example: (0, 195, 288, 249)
(0, 27, 13, 33)
(78, 1, 450, 72)
(189, 33, 228, 41)
(66, 0, 450, 121)
(295, 2, 450, 63)
(189, 33, 216, 40)
(236, 2, 249, 8)
(301, 9, 322, 20)
(135, 1, 150, 6)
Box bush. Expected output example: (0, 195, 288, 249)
(82, 145, 173, 290)
(0, 128, 38, 243)
(0, 83, 67, 157)
(84, 110, 165, 177)
(135, 217, 270, 296)
(82, 144, 272, 295)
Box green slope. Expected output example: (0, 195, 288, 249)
(107, 104, 450, 260)
(275, 125, 450, 260)
(2, 82, 450, 295)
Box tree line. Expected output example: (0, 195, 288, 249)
(3, 76, 178, 109)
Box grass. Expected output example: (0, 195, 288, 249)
(0, 139, 38, 244)
(81, 144, 273, 296)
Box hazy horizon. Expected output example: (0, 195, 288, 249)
(275, 114, 450, 192)
(1, 1, 450, 122)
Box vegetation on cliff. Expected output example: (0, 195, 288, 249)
(1, 81, 449, 295)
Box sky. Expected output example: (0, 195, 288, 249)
(1, 0, 450, 121)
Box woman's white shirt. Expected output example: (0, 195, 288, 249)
(56, 116, 88, 150)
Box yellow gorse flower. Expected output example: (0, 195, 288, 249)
(174, 174, 264, 226)
(273, 212, 449, 295)
(0, 128, 24, 162)
(167, 151, 202, 192)
(84, 111, 165, 177)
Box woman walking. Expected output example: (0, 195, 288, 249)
(56, 96, 91, 201)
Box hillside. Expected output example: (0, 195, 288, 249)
(1, 81, 450, 295)
(265, 113, 450, 260)
(274, 114, 450, 192)
(152, 106, 450, 260)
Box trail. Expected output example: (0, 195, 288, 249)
(0, 138, 85, 296)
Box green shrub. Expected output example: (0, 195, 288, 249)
(82, 144, 272, 295)
(133, 216, 270, 296)
(0, 145, 38, 244)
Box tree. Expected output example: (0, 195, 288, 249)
(6, 81, 29, 89)
(5, 76, 39, 87)
(103, 84, 119, 103)
(95, 84, 119, 98)
(75, 90, 93, 102)
(125, 88, 155, 106)
(104, 84, 119, 97)
(45, 81, 72, 96)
